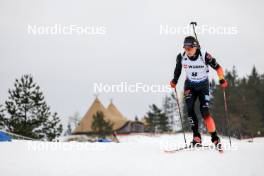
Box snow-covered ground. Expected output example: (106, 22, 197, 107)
(0, 133, 263, 176)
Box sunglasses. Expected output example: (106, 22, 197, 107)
(183, 46, 193, 51)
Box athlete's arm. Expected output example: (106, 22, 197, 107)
(205, 52, 224, 80)
(172, 53, 182, 84)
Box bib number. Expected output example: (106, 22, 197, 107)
(192, 72, 198, 77)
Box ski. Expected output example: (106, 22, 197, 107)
(164, 144, 224, 154)
(164, 145, 189, 153)
(164, 145, 210, 153)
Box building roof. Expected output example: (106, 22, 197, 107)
(74, 98, 127, 133)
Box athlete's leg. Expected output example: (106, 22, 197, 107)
(184, 88, 200, 138)
(198, 88, 220, 143)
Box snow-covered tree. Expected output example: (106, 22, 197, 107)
(64, 112, 80, 136)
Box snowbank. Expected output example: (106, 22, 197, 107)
(0, 133, 263, 176)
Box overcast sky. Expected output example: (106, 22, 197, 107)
(0, 0, 263, 125)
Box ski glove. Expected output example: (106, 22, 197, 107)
(170, 80, 176, 88)
(219, 79, 228, 89)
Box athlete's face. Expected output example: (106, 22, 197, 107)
(184, 46, 197, 57)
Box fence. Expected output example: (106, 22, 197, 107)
(0, 129, 35, 140)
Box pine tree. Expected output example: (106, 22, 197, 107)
(242, 66, 263, 138)
(146, 104, 160, 133)
(210, 66, 264, 139)
(163, 93, 177, 131)
(259, 73, 264, 133)
(64, 123, 72, 136)
(43, 112, 63, 141)
(210, 67, 240, 137)
(2, 74, 63, 141)
(146, 104, 170, 133)
(158, 111, 171, 132)
(91, 111, 113, 138)
(69, 112, 80, 128)
(0, 104, 5, 129)
(64, 112, 80, 136)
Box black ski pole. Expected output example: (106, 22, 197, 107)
(223, 89, 232, 146)
(190, 21, 200, 48)
(174, 88, 187, 146)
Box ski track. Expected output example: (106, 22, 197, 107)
(0, 134, 263, 176)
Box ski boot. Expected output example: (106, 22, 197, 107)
(211, 133, 223, 153)
(190, 133, 202, 148)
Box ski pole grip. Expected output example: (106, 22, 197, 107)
(190, 22, 197, 26)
